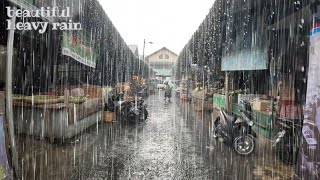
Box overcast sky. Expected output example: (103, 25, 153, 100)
(98, 0, 215, 57)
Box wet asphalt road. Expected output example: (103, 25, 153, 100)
(71, 93, 211, 179)
(18, 92, 294, 180)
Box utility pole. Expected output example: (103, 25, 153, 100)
(142, 39, 153, 78)
(6, 6, 21, 179)
(141, 39, 145, 77)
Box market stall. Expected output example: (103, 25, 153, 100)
(212, 73, 302, 139)
(12, 85, 103, 141)
(179, 79, 192, 101)
(191, 87, 213, 112)
(5, 0, 106, 141)
(103, 82, 147, 123)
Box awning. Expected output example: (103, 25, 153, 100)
(222, 50, 267, 71)
(154, 69, 172, 77)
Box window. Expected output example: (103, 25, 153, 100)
(165, 54, 169, 59)
(159, 54, 164, 59)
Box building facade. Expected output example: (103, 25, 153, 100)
(145, 47, 178, 79)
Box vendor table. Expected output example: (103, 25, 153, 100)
(213, 93, 278, 139)
(13, 98, 103, 141)
(233, 102, 276, 139)
(251, 111, 276, 139)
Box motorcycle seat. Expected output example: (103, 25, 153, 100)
(277, 118, 302, 128)
(222, 110, 237, 122)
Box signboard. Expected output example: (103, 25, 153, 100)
(221, 50, 267, 71)
(62, 32, 97, 68)
(0, 114, 9, 179)
(296, 16, 320, 178)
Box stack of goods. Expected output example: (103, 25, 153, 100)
(192, 87, 206, 100)
(279, 105, 301, 119)
(252, 99, 271, 111)
(104, 111, 115, 123)
(82, 84, 102, 98)
(278, 79, 299, 119)
(12, 94, 87, 105)
(194, 102, 213, 112)
(56, 85, 81, 96)
(24, 95, 61, 104)
(114, 83, 133, 100)
(70, 88, 84, 96)
(123, 83, 132, 100)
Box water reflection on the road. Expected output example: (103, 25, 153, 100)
(91, 94, 209, 179)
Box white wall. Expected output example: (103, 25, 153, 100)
(146, 49, 177, 66)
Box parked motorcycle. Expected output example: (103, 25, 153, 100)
(213, 100, 255, 156)
(105, 92, 128, 119)
(105, 91, 148, 123)
(126, 97, 148, 123)
(137, 87, 148, 99)
(273, 118, 302, 165)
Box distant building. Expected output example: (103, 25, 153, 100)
(145, 47, 178, 79)
(128, 45, 139, 58)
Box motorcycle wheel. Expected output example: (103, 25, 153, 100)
(276, 134, 297, 165)
(213, 128, 218, 139)
(139, 107, 149, 121)
(234, 134, 255, 156)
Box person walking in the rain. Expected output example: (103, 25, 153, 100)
(164, 82, 172, 101)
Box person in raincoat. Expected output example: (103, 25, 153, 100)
(164, 82, 172, 101)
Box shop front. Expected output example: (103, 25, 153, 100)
(211, 0, 310, 142)
(1, 0, 142, 178)
(295, 2, 320, 178)
(0, 0, 106, 144)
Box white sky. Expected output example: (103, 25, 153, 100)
(98, 0, 215, 57)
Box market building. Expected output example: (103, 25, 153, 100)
(0, 0, 152, 178)
(175, 0, 318, 178)
(145, 47, 178, 80)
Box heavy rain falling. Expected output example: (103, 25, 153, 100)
(0, 0, 320, 179)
